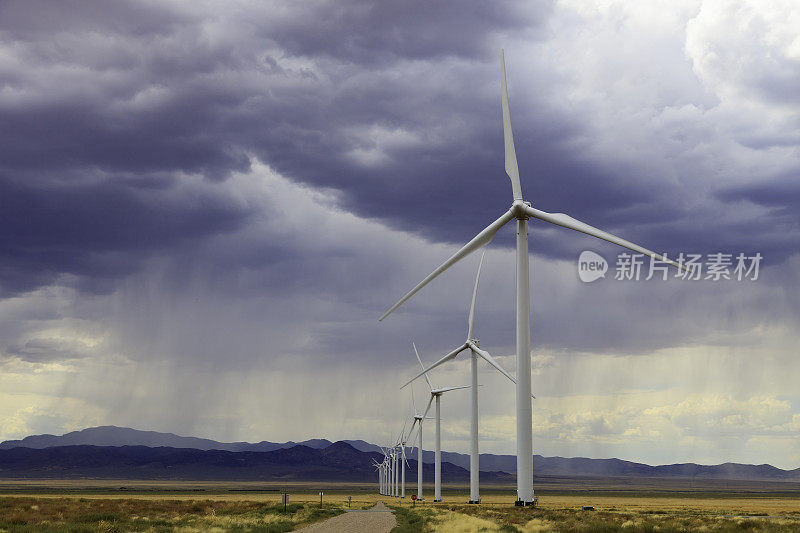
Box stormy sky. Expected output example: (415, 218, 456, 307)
(1, 0, 799, 469)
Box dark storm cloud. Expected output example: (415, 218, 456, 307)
(0, 0, 180, 35)
(718, 177, 800, 211)
(263, 1, 540, 63)
(0, 173, 249, 295)
(1, 0, 798, 300)
(0, 0, 553, 294)
(709, 177, 800, 262)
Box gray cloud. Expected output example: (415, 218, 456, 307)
(7, 0, 783, 296)
(1, 0, 799, 466)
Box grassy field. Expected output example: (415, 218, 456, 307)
(0, 497, 345, 532)
(1, 479, 800, 532)
(392, 503, 800, 532)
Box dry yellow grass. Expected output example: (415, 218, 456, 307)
(0, 496, 346, 532)
(2, 489, 799, 515)
(519, 517, 558, 532)
(3, 479, 800, 532)
(429, 508, 501, 532)
(476, 493, 800, 515)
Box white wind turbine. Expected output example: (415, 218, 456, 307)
(381, 50, 687, 506)
(393, 421, 410, 498)
(392, 445, 399, 496)
(401, 250, 524, 503)
(373, 458, 383, 494)
(387, 444, 397, 496)
(384, 448, 391, 496)
(383, 454, 388, 495)
(378, 448, 391, 496)
(390, 445, 396, 497)
(399, 442, 406, 498)
(397, 419, 413, 498)
(405, 383, 434, 500)
(412, 342, 470, 502)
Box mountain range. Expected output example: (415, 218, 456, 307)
(2, 426, 799, 482)
(0, 442, 514, 483)
(0, 426, 373, 454)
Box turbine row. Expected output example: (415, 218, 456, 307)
(379, 50, 686, 505)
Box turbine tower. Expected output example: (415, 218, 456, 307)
(381, 50, 687, 506)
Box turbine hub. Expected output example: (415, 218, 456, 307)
(510, 200, 530, 219)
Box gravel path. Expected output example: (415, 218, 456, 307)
(294, 501, 397, 533)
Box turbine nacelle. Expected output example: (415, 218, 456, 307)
(510, 200, 531, 219)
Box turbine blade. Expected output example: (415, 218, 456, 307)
(407, 418, 418, 441)
(409, 424, 421, 448)
(379, 209, 515, 321)
(413, 342, 434, 391)
(501, 49, 523, 201)
(467, 250, 486, 340)
(397, 419, 408, 445)
(400, 342, 469, 389)
(469, 341, 516, 384)
(410, 382, 417, 415)
(422, 395, 434, 419)
(524, 205, 687, 271)
(436, 385, 471, 393)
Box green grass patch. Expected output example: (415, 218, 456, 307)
(390, 505, 435, 532)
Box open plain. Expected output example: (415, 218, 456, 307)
(2, 478, 800, 532)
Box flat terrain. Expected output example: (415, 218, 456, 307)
(1, 478, 800, 531)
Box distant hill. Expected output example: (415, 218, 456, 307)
(0, 442, 511, 483)
(0, 426, 332, 453)
(2, 426, 798, 482)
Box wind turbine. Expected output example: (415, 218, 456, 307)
(383, 448, 392, 496)
(373, 458, 383, 494)
(397, 419, 412, 497)
(401, 251, 525, 504)
(412, 342, 470, 502)
(405, 383, 434, 500)
(384, 451, 391, 496)
(392, 446, 399, 496)
(387, 445, 396, 496)
(380, 50, 687, 506)
(378, 448, 391, 495)
(393, 421, 410, 498)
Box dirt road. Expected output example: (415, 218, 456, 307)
(295, 501, 397, 532)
